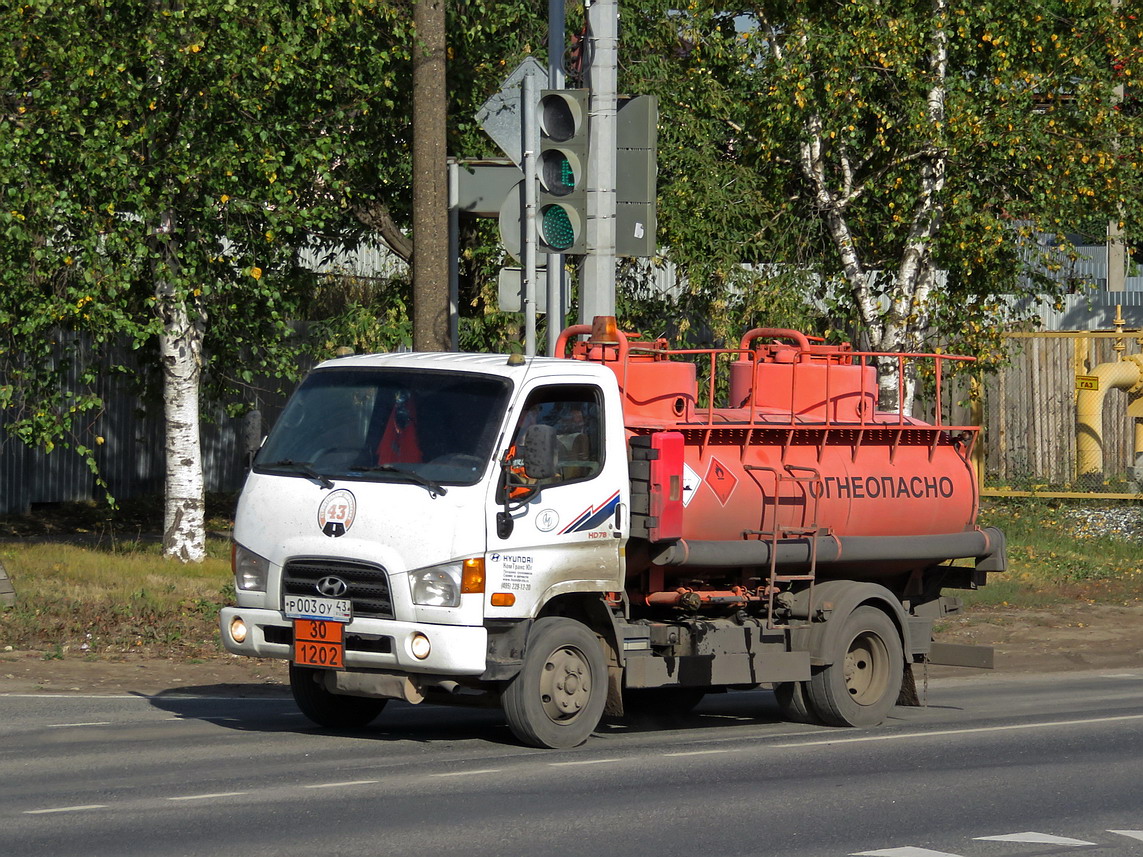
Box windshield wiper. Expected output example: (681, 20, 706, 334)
(259, 459, 335, 490)
(352, 464, 448, 496)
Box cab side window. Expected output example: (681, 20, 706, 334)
(512, 386, 603, 486)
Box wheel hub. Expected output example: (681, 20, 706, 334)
(843, 631, 889, 706)
(540, 645, 591, 721)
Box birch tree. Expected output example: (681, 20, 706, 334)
(1, 0, 549, 559)
(0, 0, 418, 560)
(624, 0, 1143, 406)
(758, 0, 1142, 407)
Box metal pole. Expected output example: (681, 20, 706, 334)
(447, 160, 459, 351)
(523, 74, 538, 356)
(581, 0, 618, 323)
(547, 0, 567, 355)
(1108, 0, 1126, 293)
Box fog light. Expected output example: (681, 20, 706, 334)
(410, 632, 431, 660)
(229, 616, 248, 644)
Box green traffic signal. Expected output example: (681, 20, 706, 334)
(540, 204, 577, 252)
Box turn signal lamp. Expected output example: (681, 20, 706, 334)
(490, 592, 516, 607)
(461, 558, 486, 594)
(591, 316, 620, 344)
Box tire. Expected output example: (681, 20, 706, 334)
(773, 681, 820, 724)
(289, 664, 387, 729)
(805, 606, 903, 727)
(502, 617, 607, 749)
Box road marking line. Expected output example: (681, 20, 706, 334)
(24, 805, 108, 815)
(1110, 831, 1143, 842)
(305, 780, 380, 789)
(549, 758, 620, 767)
(770, 713, 1143, 749)
(47, 721, 112, 728)
(0, 693, 288, 701)
(431, 770, 502, 777)
(852, 847, 965, 856)
(975, 832, 1095, 846)
(168, 791, 249, 801)
(663, 749, 732, 757)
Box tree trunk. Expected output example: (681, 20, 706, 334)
(411, 0, 450, 352)
(795, 0, 949, 416)
(154, 213, 206, 563)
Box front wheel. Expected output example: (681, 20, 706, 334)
(501, 617, 607, 749)
(289, 664, 387, 729)
(806, 606, 903, 727)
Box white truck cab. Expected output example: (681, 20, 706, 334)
(221, 351, 629, 746)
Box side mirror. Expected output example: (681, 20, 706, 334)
(497, 423, 559, 539)
(520, 424, 558, 480)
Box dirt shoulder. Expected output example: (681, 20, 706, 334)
(931, 600, 1143, 674)
(2, 601, 1141, 697)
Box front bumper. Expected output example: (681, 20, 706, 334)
(219, 607, 489, 676)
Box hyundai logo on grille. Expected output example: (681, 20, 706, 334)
(315, 576, 349, 598)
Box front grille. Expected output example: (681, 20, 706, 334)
(282, 558, 394, 619)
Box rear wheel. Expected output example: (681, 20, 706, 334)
(773, 681, 819, 724)
(806, 606, 903, 727)
(289, 664, 387, 729)
(502, 617, 607, 749)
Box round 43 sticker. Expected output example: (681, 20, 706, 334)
(318, 489, 357, 538)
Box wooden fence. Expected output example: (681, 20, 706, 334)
(982, 331, 1143, 494)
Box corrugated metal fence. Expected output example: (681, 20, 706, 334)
(0, 340, 286, 515)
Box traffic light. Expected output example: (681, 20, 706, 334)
(615, 95, 658, 258)
(537, 89, 589, 254)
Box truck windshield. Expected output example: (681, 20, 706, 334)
(255, 367, 511, 488)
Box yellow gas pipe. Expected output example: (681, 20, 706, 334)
(1075, 353, 1143, 479)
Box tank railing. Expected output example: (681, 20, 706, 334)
(698, 348, 976, 430)
(557, 324, 979, 432)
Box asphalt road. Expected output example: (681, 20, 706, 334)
(2, 670, 1142, 857)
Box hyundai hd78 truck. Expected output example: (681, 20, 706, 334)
(221, 318, 1004, 748)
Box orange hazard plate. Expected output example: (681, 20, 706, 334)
(293, 619, 345, 669)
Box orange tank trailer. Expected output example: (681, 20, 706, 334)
(555, 320, 1000, 596)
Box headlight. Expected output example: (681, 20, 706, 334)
(232, 544, 271, 592)
(409, 562, 463, 607)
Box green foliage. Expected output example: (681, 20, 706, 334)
(0, 0, 552, 462)
(618, 0, 1143, 361)
(0, 0, 417, 453)
(619, 3, 819, 345)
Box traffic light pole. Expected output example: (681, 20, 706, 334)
(547, 0, 566, 356)
(581, 0, 618, 323)
(523, 73, 539, 356)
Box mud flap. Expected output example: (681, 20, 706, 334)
(928, 641, 995, 669)
(605, 663, 625, 718)
(897, 663, 921, 707)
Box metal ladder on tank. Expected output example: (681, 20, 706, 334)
(744, 464, 824, 630)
